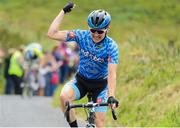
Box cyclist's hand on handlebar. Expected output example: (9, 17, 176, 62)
(108, 96, 119, 109)
(63, 2, 75, 14)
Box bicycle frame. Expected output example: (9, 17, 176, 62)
(86, 105, 96, 127)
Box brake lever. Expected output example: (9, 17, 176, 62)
(109, 103, 118, 120)
(111, 109, 117, 120)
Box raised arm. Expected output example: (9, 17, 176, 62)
(47, 2, 75, 41)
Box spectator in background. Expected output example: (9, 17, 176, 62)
(67, 43, 79, 77)
(8, 46, 24, 95)
(52, 45, 63, 64)
(4, 48, 15, 94)
(52, 44, 63, 83)
(52, 42, 79, 84)
(58, 42, 70, 83)
(38, 57, 47, 96)
(0, 47, 5, 80)
(43, 51, 60, 96)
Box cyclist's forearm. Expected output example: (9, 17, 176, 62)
(108, 74, 116, 97)
(47, 10, 65, 39)
(108, 64, 117, 97)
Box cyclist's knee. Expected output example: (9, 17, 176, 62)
(60, 91, 75, 105)
(60, 92, 68, 105)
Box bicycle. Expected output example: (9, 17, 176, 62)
(21, 61, 39, 98)
(65, 92, 118, 127)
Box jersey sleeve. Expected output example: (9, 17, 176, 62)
(108, 42, 119, 64)
(66, 29, 83, 45)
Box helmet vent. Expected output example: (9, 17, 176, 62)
(91, 17, 95, 25)
(95, 17, 99, 26)
(98, 18, 104, 26)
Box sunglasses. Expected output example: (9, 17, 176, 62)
(90, 29, 105, 34)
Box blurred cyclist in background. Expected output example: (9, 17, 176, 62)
(47, 2, 119, 127)
(24, 43, 43, 62)
(22, 42, 43, 97)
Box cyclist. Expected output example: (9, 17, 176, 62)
(47, 3, 119, 127)
(22, 43, 43, 97)
(24, 43, 43, 61)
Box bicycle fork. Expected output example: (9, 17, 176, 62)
(86, 105, 96, 127)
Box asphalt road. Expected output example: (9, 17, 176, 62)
(0, 95, 70, 127)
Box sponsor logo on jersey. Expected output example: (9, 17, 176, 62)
(80, 48, 105, 63)
(96, 45, 103, 49)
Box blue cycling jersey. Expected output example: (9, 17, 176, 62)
(66, 29, 118, 79)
